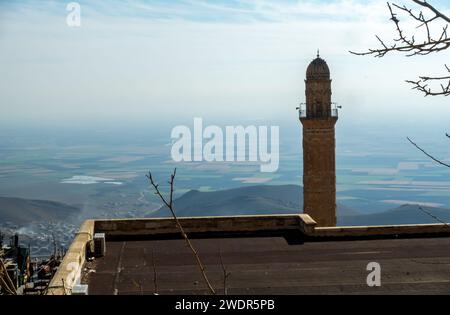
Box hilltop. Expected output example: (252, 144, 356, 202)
(153, 185, 450, 226)
(2, 187, 448, 227)
(0, 197, 80, 225)
(152, 185, 359, 218)
(340, 204, 450, 226)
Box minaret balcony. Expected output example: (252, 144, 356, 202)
(298, 103, 339, 119)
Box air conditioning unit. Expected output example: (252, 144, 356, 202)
(72, 284, 89, 295)
(93, 233, 106, 258)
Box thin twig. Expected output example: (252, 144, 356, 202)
(0, 276, 16, 295)
(146, 169, 216, 295)
(350, 1, 450, 96)
(61, 278, 67, 295)
(218, 248, 231, 295)
(0, 258, 17, 295)
(418, 206, 450, 229)
(407, 137, 450, 168)
(412, 0, 450, 23)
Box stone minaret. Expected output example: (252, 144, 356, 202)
(300, 52, 338, 227)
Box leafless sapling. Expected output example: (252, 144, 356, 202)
(218, 248, 231, 295)
(146, 169, 216, 295)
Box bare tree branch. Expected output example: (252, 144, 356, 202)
(218, 248, 231, 295)
(0, 258, 17, 295)
(406, 64, 450, 96)
(412, 0, 450, 23)
(61, 278, 67, 295)
(407, 137, 450, 167)
(146, 169, 216, 295)
(418, 206, 450, 228)
(0, 271, 16, 295)
(351, 1, 450, 96)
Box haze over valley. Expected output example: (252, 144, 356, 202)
(1, 121, 449, 255)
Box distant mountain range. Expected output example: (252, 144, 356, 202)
(153, 185, 307, 217)
(153, 185, 450, 226)
(1, 185, 449, 227)
(153, 185, 360, 217)
(0, 197, 80, 225)
(340, 204, 450, 226)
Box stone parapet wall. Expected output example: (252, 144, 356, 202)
(46, 220, 94, 295)
(94, 214, 317, 237)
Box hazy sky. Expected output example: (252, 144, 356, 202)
(0, 0, 449, 128)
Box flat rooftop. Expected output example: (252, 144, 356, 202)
(47, 215, 450, 295)
(82, 231, 450, 295)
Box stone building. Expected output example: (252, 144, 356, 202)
(300, 52, 338, 227)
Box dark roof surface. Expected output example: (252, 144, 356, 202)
(83, 231, 450, 295)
